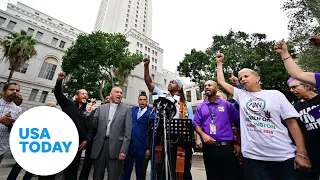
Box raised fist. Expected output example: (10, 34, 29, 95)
(309, 36, 320, 47)
(216, 53, 224, 63)
(230, 74, 239, 85)
(274, 39, 288, 55)
(143, 58, 150, 66)
(58, 72, 66, 81)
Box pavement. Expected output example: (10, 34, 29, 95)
(0, 152, 206, 180)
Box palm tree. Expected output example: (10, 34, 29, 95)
(0, 30, 37, 83)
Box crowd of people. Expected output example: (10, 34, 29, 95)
(0, 37, 319, 180)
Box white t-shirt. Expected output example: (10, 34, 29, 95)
(233, 87, 300, 161)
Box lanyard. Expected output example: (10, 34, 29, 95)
(205, 100, 220, 124)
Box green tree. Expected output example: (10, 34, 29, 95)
(0, 30, 37, 83)
(282, 0, 320, 72)
(177, 30, 296, 101)
(61, 31, 142, 101)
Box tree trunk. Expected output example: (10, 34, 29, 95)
(99, 80, 105, 102)
(6, 69, 15, 83)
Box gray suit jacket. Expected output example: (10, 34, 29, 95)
(88, 103, 132, 159)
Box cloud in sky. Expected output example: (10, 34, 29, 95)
(3, 0, 290, 72)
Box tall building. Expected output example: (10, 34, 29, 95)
(93, 0, 187, 106)
(0, 2, 85, 111)
(94, 0, 152, 38)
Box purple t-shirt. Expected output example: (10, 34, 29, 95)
(315, 73, 320, 92)
(193, 98, 240, 141)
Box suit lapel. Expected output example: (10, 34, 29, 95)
(105, 104, 110, 128)
(110, 103, 122, 125)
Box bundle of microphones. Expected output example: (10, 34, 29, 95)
(151, 92, 181, 117)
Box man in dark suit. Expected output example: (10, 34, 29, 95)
(123, 91, 152, 180)
(86, 87, 132, 180)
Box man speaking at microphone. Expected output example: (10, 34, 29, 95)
(143, 58, 194, 180)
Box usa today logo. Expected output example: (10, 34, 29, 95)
(9, 106, 79, 176)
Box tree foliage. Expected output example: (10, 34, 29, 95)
(61, 31, 142, 101)
(177, 30, 296, 101)
(282, 0, 320, 72)
(0, 30, 37, 83)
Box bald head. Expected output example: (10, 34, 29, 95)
(110, 87, 123, 104)
(46, 101, 57, 107)
(238, 68, 259, 77)
(204, 80, 218, 98)
(238, 68, 260, 91)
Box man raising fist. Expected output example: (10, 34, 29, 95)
(45, 72, 91, 180)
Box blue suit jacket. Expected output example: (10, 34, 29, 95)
(131, 106, 152, 150)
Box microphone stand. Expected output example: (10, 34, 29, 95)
(161, 103, 169, 180)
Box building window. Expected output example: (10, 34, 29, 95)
(186, 90, 191, 102)
(155, 66, 157, 71)
(125, 24, 128, 27)
(143, 24, 145, 27)
(136, 10, 138, 13)
(155, 59, 157, 63)
(137, 42, 139, 46)
(147, 55, 150, 59)
(155, 51, 158, 56)
(27, 28, 34, 35)
(144, 53, 147, 57)
(136, 49, 139, 54)
(127, 14, 129, 17)
(127, 9, 130, 13)
(135, 19, 137, 23)
(148, 47, 150, 52)
(122, 86, 127, 99)
(59, 41, 66, 48)
(144, 11, 146, 14)
(137, 6, 139, 9)
(152, 65, 154, 70)
(140, 44, 142, 48)
(38, 57, 58, 80)
(140, 51, 142, 54)
(0, 16, 6, 26)
(145, 46, 147, 51)
(152, 50, 154, 54)
(164, 79, 167, 85)
(7, 20, 17, 30)
(8, 63, 29, 74)
(151, 74, 155, 81)
(35, 31, 43, 40)
(135, 24, 137, 28)
(51, 38, 58, 46)
(39, 91, 48, 103)
(136, 15, 138, 18)
(28, 89, 39, 101)
(126, 19, 128, 22)
(129, 0, 131, 3)
(144, 19, 146, 23)
(152, 57, 154, 62)
(196, 89, 202, 100)
(128, 5, 130, 8)
(143, 29, 145, 32)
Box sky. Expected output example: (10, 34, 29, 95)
(0, 0, 290, 73)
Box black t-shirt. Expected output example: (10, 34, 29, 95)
(294, 95, 320, 171)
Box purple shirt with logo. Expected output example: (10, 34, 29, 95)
(193, 98, 240, 141)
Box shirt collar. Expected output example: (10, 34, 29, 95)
(0, 98, 13, 104)
(204, 97, 221, 105)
